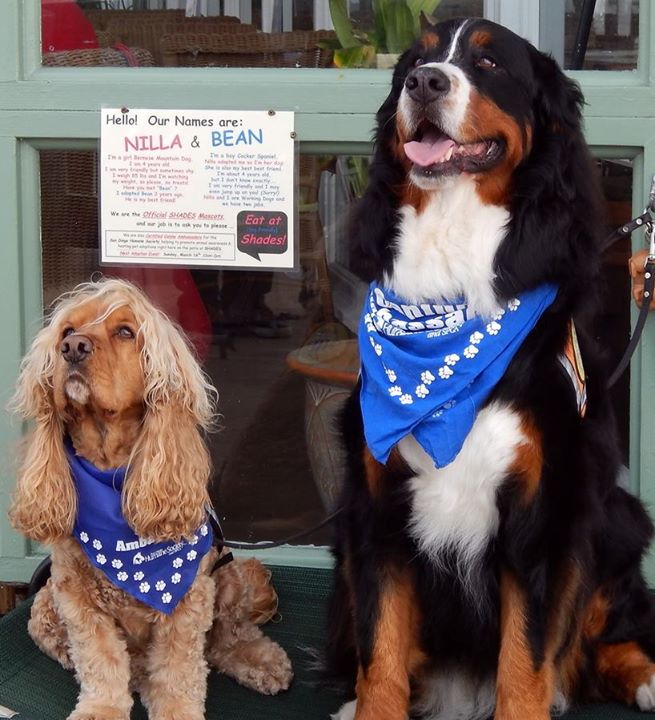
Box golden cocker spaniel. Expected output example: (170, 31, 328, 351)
(9, 278, 293, 720)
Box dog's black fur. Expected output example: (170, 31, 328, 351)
(326, 18, 655, 720)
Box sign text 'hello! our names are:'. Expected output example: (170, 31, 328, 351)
(105, 112, 264, 151)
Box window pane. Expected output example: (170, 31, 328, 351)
(38, 150, 633, 541)
(40, 149, 357, 544)
(597, 158, 633, 464)
(563, 0, 638, 70)
(41, 0, 483, 69)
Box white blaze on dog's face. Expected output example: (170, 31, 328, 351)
(53, 296, 145, 417)
(395, 18, 535, 204)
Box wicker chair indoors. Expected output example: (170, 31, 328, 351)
(160, 30, 335, 68)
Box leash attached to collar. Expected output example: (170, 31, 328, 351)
(207, 504, 234, 573)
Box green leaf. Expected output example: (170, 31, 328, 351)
(372, 0, 387, 53)
(333, 45, 377, 68)
(380, 1, 416, 54)
(407, 0, 441, 19)
(329, 0, 361, 49)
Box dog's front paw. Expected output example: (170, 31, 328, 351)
(227, 636, 293, 695)
(636, 674, 655, 711)
(68, 703, 130, 720)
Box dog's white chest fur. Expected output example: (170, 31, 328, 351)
(386, 177, 509, 318)
(399, 402, 524, 570)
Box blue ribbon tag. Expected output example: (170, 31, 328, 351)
(359, 282, 558, 468)
(66, 442, 213, 615)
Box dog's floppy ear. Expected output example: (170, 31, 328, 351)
(121, 306, 216, 542)
(8, 324, 77, 543)
(494, 46, 603, 300)
(529, 46, 585, 135)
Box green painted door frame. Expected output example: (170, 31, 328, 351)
(2, 0, 655, 581)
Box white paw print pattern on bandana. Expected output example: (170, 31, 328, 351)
(415, 384, 430, 399)
(493, 309, 506, 321)
(189, 535, 198, 546)
(385, 367, 397, 383)
(139, 582, 150, 594)
(117, 571, 128, 582)
(389, 385, 402, 397)
(421, 370, 435, 385)
(171, 572, 182, 584)
(96, 554, 106, 565)
(155, 580, 166, 591)
(200, 525, 209, 537)
(400, 394, 413, 405)
(111, 559, 123, 569)
(134, 571, 145, 581)
(369, 336, 383, 356)
(486, 321, 501, 336)
(92, 539, 102, 550)
(187, 550, 197, 561)
(508, 298, 521, 311)
(469, 331, 484, 345)
(464, 345, 479, 359)
(161, 592, 172, 604)
(444, 354, 460, 367)
(172, 557, 183, 568)
(438, 366, 454, 380)
(79, 532, 89, 543)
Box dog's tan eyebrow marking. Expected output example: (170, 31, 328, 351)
(470, 30, 492, 47)
(420, 32, 439, 50)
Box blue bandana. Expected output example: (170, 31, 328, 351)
(66, 441, 213, 615)
(359, 282, 558, 468)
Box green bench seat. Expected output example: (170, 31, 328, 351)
(0, 566, 652, 719)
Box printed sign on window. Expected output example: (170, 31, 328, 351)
(100, 109, 295, 270)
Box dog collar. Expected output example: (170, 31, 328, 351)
(359, 282, 558, 467)
(65, 440, 213, 615)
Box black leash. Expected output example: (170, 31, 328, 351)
(209, 506, 343, 572)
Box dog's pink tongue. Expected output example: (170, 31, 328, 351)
(404, 136, 456, 167)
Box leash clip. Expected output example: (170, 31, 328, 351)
(646, 221, 655, 263)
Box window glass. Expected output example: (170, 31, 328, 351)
(40, 150, 356, 544)
(39, 150, 633, 541)
(597, 158, 633, 464)
(41, 1, 638, 71)
(563, 0, 638, 70)
(40, 0, 483, 69)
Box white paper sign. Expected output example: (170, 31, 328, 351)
(100, 108, 295, 270)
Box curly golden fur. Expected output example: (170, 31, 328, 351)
(9, 278, 293, 720)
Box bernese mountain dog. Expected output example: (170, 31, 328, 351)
(326, 17, 655, 720)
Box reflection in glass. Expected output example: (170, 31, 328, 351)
(39, 150, 633, 542)
(564, 0, 638, 70)
(40, 150, 357, 544)
(42, 0, 487, 69)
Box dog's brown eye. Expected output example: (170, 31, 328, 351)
(414, 57, 425, 67)
(62, 327, 75, 338)
(116, 326, 135, 339)
(476, 56, 497, 69)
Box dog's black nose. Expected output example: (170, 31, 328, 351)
(61, 334, 94, 364)
(404, 66, 451, 104)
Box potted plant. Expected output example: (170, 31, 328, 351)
(328, 0, 441, 68)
